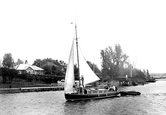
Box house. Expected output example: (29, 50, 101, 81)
(15, 64, 44, 75)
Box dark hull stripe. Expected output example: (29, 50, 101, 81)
(65, 92, 120, 101)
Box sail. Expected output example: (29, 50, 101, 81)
(79, 47, 100, 85)
(64, 40, 75, 94)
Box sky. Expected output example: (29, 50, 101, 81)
(0, 0, 166, 73)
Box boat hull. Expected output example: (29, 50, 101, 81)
(65, 91, 120, 101)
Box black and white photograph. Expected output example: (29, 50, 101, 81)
(0, 0, 166, 115)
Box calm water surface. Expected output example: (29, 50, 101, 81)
(0, 79, 166, 115)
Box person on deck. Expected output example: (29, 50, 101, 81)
(108, 86, 118, 91)
(81, 75, 84, 88)
(81, 75, 85, 94)
(112, 86, 118, 91)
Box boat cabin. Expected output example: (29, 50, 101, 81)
(86, 89, 108, 94)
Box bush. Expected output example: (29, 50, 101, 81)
(0, 67, 18, 83)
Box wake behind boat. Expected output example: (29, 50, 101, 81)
(64, 23, 120, 101)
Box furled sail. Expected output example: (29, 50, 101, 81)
(64, 40, 75, 94)
(79, 47, 100, 85)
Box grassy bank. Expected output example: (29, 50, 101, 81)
(0, 75, 60, 88)
(0, 78, 58, 88)
(0, 82, 57, 88)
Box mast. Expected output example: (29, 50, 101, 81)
(75, 23, 81, 90)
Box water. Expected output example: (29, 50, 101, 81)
(0, 79, 166, 115)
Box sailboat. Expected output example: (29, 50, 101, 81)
(64, 23, 120, 101)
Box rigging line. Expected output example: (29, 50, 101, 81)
(78, 45, 88, 62)
(78, 42, 93, 65)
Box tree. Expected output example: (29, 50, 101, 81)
(100, 44, 129, 80)
(0, 68, 8, 83)
(100, 48, 114, 80)
(16, 58, 23, 65)
(131, 69, 146, 83)
(25, 60, 28, 64)
(33, 58, 66, 76)
(2, 53, 14, 68)
(87, 61, 101, 76)
(114, 44, 128, 76)
(0, 68, 18, 83)
(33, 59, 42, 67)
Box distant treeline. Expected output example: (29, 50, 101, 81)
(150, 73, 166, 78)
(0, 44, 150, 84)
(100, 44, 150, 82)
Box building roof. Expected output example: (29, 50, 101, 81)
(15, 64, 44, 71)
(42, 62, 59, 68)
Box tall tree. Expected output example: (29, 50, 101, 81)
(114, 44, 128, 76)
(101, 47, 116, 80)
(101, 44, 129, 80)
(2, 53, 14, 68)
(16, 58, 23, 65)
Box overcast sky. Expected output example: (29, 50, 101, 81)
(0, 0, 166, 73)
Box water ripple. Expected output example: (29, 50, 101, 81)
(1, 80, 166, 115)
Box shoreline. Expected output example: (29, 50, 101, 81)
(0, 78, 158, 94)
(0, 86, 64, 94)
